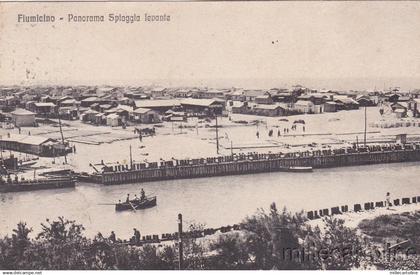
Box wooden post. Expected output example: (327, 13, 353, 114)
(364, 106, 367, 146)
(178, 213, 183, 270)
(215, 115, 219, 155)
(58, 112, 67, 164)
(129, 145, 133, 170)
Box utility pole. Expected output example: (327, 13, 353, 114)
(215, 115, 219, 154)
(231, 140, 233, 156)
(57, 111, 67, 164)
(178, 213, 183, 270)
(129, 145, 133, 169)
(364, 106, 367, 146)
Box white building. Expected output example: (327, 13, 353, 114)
(10, 109, 36, 127)
(106, 113, 120, 127)
(294, 100, 315, 114)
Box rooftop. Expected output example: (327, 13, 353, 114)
(133, 107, 153, 114)
(135, 99, 181, 108)
(1, 134, 57, 146)
(10, 109, 35, 116)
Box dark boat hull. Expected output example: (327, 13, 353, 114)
(0, 177, 76, 193)
(285, 166, 313, 172)
(115, 197, 157, 211)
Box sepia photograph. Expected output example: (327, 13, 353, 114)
(0, 1, 420, 272)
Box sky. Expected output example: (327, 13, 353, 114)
(0, 2, 420, 90)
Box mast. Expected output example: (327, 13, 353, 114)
(58, 113, 67, 164)
(215, 114, 219, 154)
(129, 145, 133, 169)
(364, 106, 367, 146)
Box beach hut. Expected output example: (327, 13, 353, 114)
(106, 113, 121, 127)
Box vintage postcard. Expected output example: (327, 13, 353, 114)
(0, 1, 420, 272)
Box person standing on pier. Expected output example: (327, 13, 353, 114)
(256, 131, 259, 139)
(109, 231, 116, 243)
(133, 228, 141, 244)
(386, 192, 391, 209)
(126, 194, 130, 203)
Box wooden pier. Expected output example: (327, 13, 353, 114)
(89, 143, 420, 185)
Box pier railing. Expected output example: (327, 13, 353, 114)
(307, 195, 420, 220)
(94, 143, 420, 185)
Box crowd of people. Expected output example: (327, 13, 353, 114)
(256, 123, 306, 139)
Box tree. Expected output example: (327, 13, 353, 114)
(180, 222, 208, 270)
(210, 232, 250, 269)
(310, 217, 364, 270)
(239, 203, 307, 269)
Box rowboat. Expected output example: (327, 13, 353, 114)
(115, 196, 157, 212)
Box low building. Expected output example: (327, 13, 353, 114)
(408, 99, 420, 117)
(391, 102, 408, 118)
(323, 101, 337, 112)
(81, 109, 99, 123)
(394, 108, 407, 118)
(10, 109, 36, 127)
(132, 108, 160, 123)
(163, 110, 186, 122)
(150, 87, 167, 98)
(252, 104, 286, 116)
(81, 97, 110, 107)
(334, 96, 359, 110)
(135, 99, 182, 113)
(294, 100, 315, 114)
(58, 107, 78, 120)
(94, 113, 106, 125)
(32, 102, 57, 116)
(192, 89, 226, 99)
(255, 95, 273, 105)
(356, 95, 375, 107)
(271, 91, 295, 103)
(227, 90, 246, 102)
(106, 113, 121, 127)
(242, 90, 268, 102)
(229, 101, 249, 113)
(59, 99, 80, 107)
(0, 134, 71, 156)
(180, 98, 225, 116)
(172, 89, 191, 98)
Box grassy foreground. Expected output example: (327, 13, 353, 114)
(0, 204, 419, 270)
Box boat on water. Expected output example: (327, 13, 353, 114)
(115, 196, 157, 212)
(0, 176, 76, 193)
(287, 166, 313, 172)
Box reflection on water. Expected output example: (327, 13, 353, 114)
(1, 162, 420, 239)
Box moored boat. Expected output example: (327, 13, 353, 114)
(0, 176, 76, 193)
(115, 196, 157, 211)
(287, 166, 313, 172)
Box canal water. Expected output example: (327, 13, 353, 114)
(1, 162, 419, 239)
